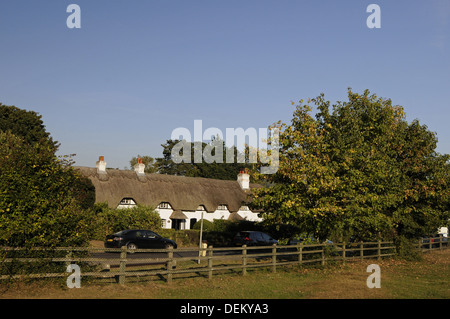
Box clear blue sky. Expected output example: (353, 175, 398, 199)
(1, 0, 449, 169)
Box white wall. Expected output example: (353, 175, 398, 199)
(156, 207, 174, 229)
(153, 207, 261, 229)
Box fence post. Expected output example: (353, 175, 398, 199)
(377, 240, 381, 261)
(242, 245, 247, 276)
(298, 243, 303, 264)
(208, 245, 213, 279)
(167, 245, 174, 284)
(119, 246, 127, 285)
(360, 241, 364, 259)
(321, 244, 325, 266)
(272, 244, 277, 273)
(342, 242, 346, 264)
(439, 237, 442, 250)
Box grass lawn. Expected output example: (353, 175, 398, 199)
(1, 249, 449, 299)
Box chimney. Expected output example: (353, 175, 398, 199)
(96, 156, 107, 174)
(134, 157, 146, 176)
(237, 168, 250, 190)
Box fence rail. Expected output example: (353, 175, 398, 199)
(1, 237, 447, 284)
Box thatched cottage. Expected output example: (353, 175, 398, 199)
(76, 157, 262, 230)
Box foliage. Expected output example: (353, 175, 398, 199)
(192, 219, 214, 231)
(393, 236, 423, 261)
(0, 103, 58, 152)
(91, 203, 161, 239)
(250, 89, 450, 245)
(155, 138, 252, 180)
(0, 131, 92, 247)
(129, 155, 158, 173)
(0, 104, 95, 248)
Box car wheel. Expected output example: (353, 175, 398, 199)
(127, 242, 137, 253)
(165, 243, 174, 250)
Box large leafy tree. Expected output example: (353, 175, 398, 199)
(155, 138, 251, 180)
(0, 104, 95, 247)
(0, 103, 58, 152)
(250, 89, 449, 242)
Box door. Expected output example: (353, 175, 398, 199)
(260, 232, 275, 245)
(134, 230, 148, 248)
(133, 230, 160, 248)
(172, 219, 186, 230)
(251, 232, 265, 246)
(190, 218, 197, 229)
(145, 230, 163, 248)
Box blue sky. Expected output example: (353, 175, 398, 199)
(1, 0, 449, 169)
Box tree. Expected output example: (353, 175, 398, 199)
(0, 104, 95, 247)
(129, 155, 158, 173)
(250, 89, 449, 244)
(0, 103, 58, 152)
(155, 138, 251, 180)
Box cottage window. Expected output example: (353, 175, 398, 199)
(119, 198, 136, 206)
(197, 205, 206, 211)
(217, 205, 228, 211)
(158, 202, 171, 209)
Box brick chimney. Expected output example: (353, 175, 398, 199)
(134, 157, 145, 176)
(237, 168, 250, 190)
(96, 156, 107, 174)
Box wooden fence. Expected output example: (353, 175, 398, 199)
(0, 237, 447, 284)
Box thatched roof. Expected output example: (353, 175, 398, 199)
(75, 167, 260, 213)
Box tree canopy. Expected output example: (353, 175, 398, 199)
(250, 89, 449, 242)
(139, 138, 252, 180)
(0, 104, 95, 247)
(0, 103, 58, 152)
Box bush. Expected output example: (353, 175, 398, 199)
(158, 229, 200, 247)
(394, 236, 423, 261)
(0, 131, 94, 248)
(90, 203, 161, 240)
(192, 219, 214, 231)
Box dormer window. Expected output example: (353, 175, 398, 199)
(118, 198, 136, 209)
(197, 205, 206, 211)
(158, 202, 172, 209)
(217, 204, 228, 211)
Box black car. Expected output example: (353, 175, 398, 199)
(233, 231, 278, 246)
(104, 229, 177, 252)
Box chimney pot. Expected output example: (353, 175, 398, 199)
(237, 169, 250, 190)
(96, 156, 107, 174)
(134, 158, 146, 176)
